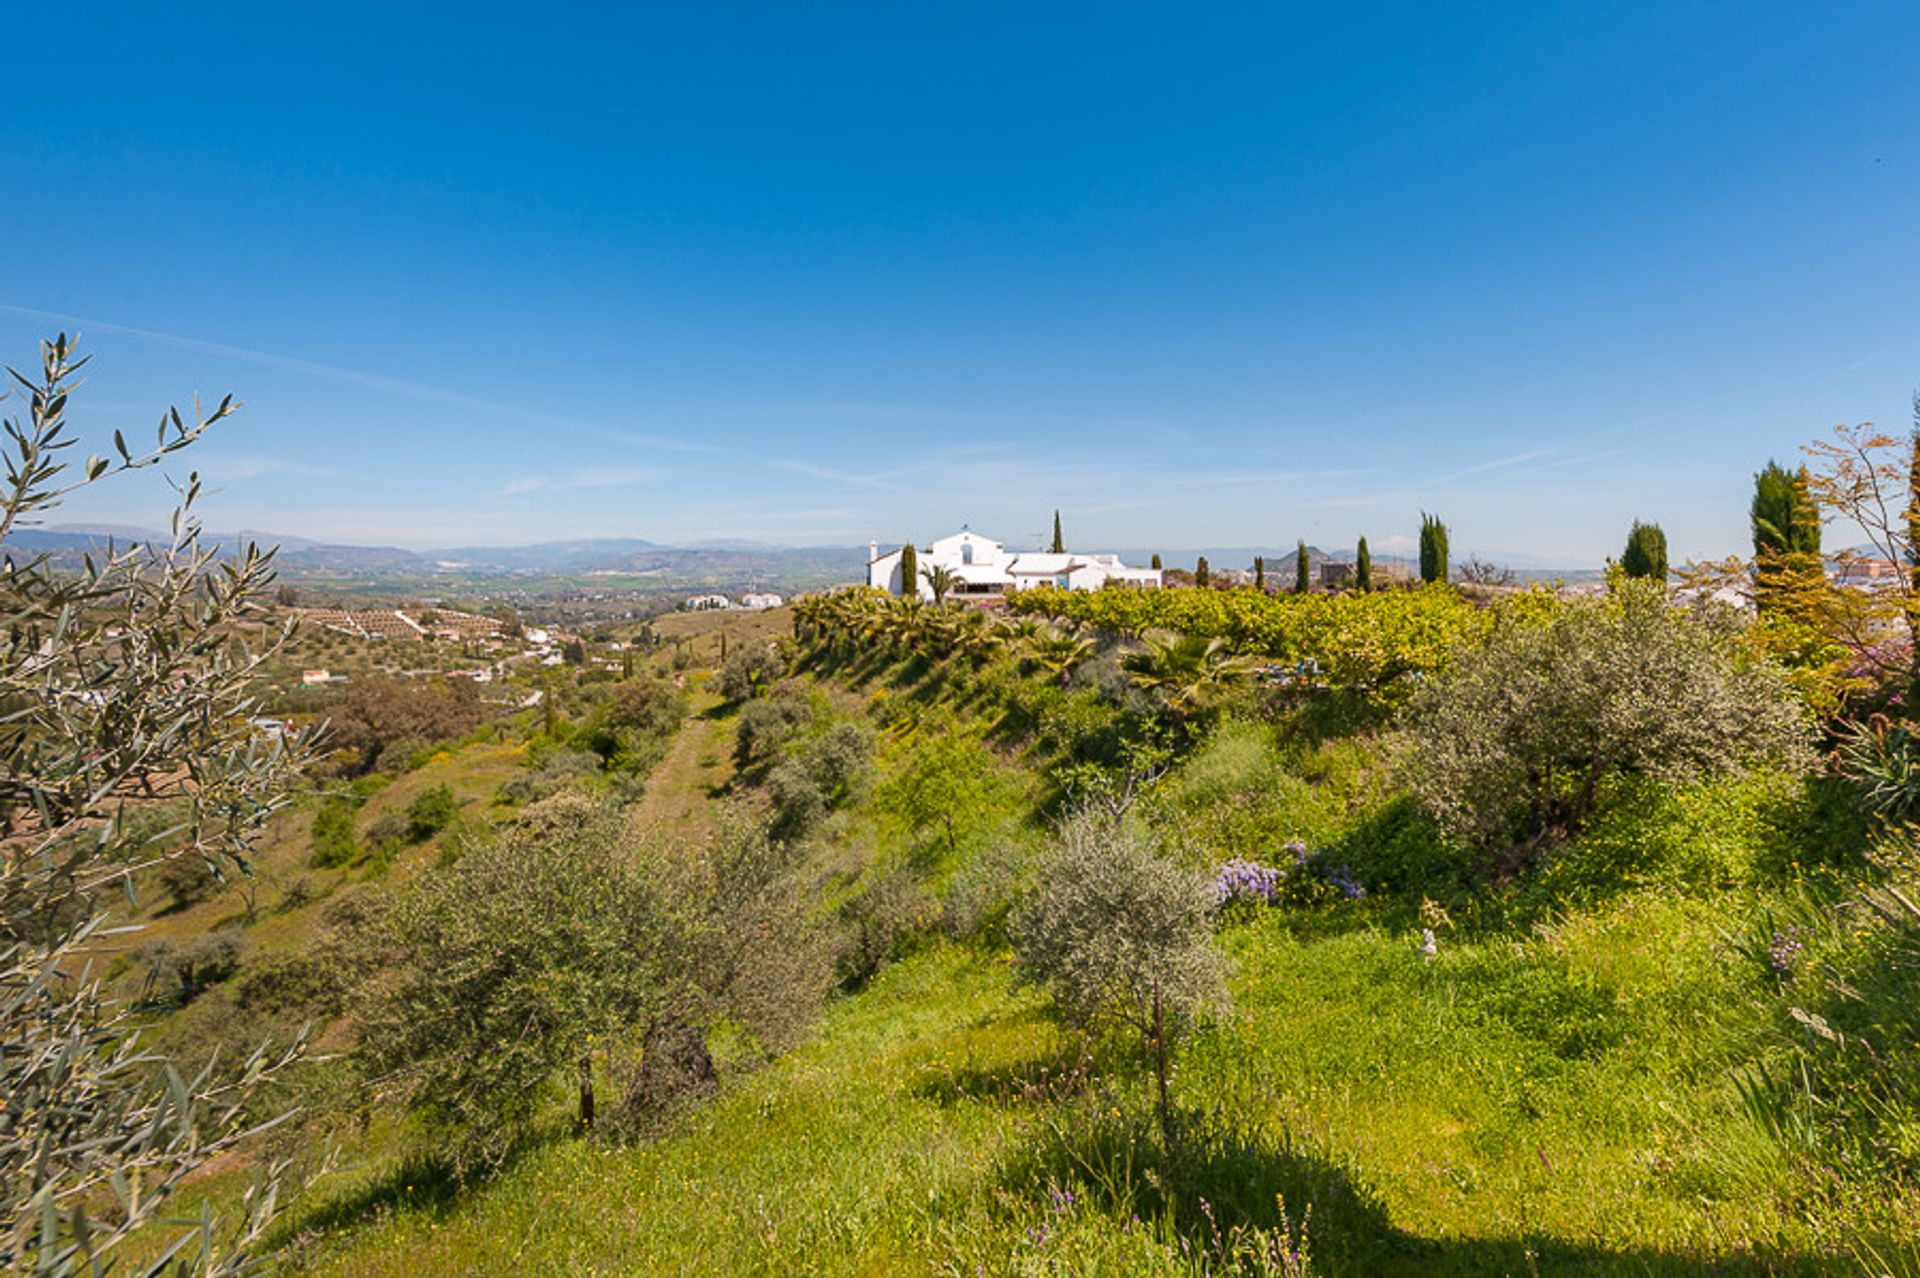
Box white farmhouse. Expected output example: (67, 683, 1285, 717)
(868, 529, 1161, 600)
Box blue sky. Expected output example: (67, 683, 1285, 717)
(2, 2, 1916, 564)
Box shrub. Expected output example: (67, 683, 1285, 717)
(158, 854, 219, 912)
(767, 760, 827, 840)
(373, 735, 431, 775)
(1014, 815, 1229, 1146)
(735, 687, 812, 765)
(406, 784, 459, 841)
(311, 797, 361, 868)
(599, 675, 687, 738)
(135, 928, 244, 1004)
(835, 865, 935, 988)
(1408, 581, 1815, 856)
(716, 643, 786, 700)
(804, 721, 875, 801)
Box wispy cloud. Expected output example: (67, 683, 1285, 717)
(500, 465, 662, 496)
(0, 301, 718, 455)
(196, 453, 356, 481)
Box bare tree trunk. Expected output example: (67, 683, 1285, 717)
(578, 1053, 595, 1132)
(1151, 985, 1177, 1166)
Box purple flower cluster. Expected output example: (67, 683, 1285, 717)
(1215, 858, 1281, 908)
(1324, 865, 1368, 901)
(1767, 926, 1806, 976)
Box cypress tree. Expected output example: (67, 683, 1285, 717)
(1751, 461, 1821, 558)
(899, 543, 918, 597)
(1355, 537, 1373, 592)
(1195, 556, 1210, 588)
(1051, 510, 1064, 554)
(1295, 539, 1310, 593)
(1419, 513, 1449, 585)
(1751, 461, 1821, 610)
(1150, 553, 1162, 571)
(1620, 520, 1669, 581)
(1253, 555, 1265, 591)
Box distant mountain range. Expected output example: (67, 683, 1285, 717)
(11, 524, 871, 589)
(9, 525, 1587, 588)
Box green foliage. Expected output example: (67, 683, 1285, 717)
(1122, 633, 1260, 727)
(1835, 714, 1920, 822)
(134, 928, 245, 1005)
(405, 784, 459, 841)
(878, 714, 1005, 860)
(768, 720, 874, 839)
(598, 675, 686, 738)
(351, 812, 648, 1164)
(1409, 581, 1816, 853)
(158, 852, 219, 911)
(1418, 512, 1449, 585)
(1011, 582, 1486, 711)
(1051, 510, 1064, 554)
(1294, 539, 1309, 594)
(326, 674, 489, 775)
(1752, 459, 1822, 558)
(1015, 816, 1229, 1142)
(716, 642, 785, 700)
(734, 684, 813, 765)
(1195, 556, 1210, 588)
(1620, 519, 1668, 580)
(1253, 555, 1265, 592)
(1150, 552, 1162, 571)
(898, 542, 917, 595)
(311, 796, 362, 868)
(1355, 537, 1372, 592)
(1, 336, 312, 1272)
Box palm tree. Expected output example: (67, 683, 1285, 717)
(1121, 632, 1260, 724)
(922, 564, 962, 606)
(1025, 627, 1095, 685)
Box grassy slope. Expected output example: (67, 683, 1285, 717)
(282, 666, 1919, 1276)
(287, 904, 1910, 1276)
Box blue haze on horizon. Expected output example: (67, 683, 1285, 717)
(1, 2, 1916, 567)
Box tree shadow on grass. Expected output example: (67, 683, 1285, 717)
(997, 1098, 1867, 1276)
(271, 1125, 570, 1246)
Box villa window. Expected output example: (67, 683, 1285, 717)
(962, 543, 974, 564)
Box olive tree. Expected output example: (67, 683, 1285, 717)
(1013, 815, 1228, 1152)
(1408, 580, 1815, 855)
(354, 797, 828, 1165)
(2, 336, 313, 1273)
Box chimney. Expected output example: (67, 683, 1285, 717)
(869, 540, 878, 562)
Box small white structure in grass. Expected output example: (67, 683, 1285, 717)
(867, 529, 1161, 600)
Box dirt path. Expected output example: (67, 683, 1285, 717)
(630, 688, 739, 842)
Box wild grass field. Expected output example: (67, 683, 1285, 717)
(82, 580, 1917, 1278)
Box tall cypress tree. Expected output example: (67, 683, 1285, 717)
(1620, 520, 1668, 581)
(1195, 556, 1210, 588)
(1051, 510, 1064, 554)
(1355, 537, 1372, 592)
(1295, 540, 1310, 593)
(1751, 461, 1821, 558)
(1419, 513, 1449, 585)
(898, 543, 918, 597)
(1751, 460, 1821, 611)
(1150, 553, 1162, 571)
(1253, 555, 1265, 591)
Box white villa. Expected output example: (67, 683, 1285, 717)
(868, 529, 1162, 600)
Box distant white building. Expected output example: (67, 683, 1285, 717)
(740, 592, 784, 610)
(686, 594, 731, 611)
(868, 529, 1161, 600)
